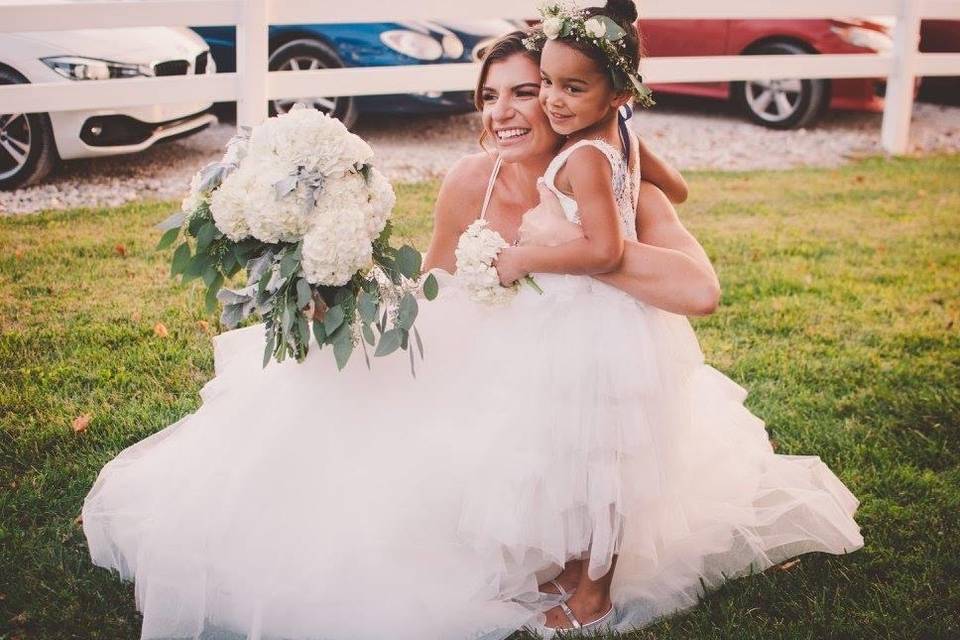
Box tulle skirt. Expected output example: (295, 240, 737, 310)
(82, 271, 864, 639)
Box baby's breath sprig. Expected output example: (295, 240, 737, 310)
(525, 2, 655, 108)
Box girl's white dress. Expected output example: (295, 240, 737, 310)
(83, 140, 864, 640)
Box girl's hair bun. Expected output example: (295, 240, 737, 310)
(605, 0, 638, 24)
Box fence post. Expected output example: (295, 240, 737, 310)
(881, 0, 922, 154)
(236, 0, 268, 129)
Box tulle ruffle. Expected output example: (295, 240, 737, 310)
(82, 270, 863, 639)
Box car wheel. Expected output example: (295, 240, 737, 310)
(732, 41, 829, 130)
(268, 38, 359, 129)
(0, 68, 59, 190)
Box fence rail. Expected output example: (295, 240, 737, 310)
(1, 0, 959, 153)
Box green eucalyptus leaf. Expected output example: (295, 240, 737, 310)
(156, 211, 186, 232)
(196, 222, 217, 251)
(361, 323, 376, 346)
(282, 301, 295, 333)
(374, 328, 402, 357)
(170, 242, 191, 276)
(396, 293, 418, 331)
(185, 253, 210, 278)
(262, 330, 276, 368)
(357, 290, 378, 324)
(280, 248, 300, 279)
(156, 226, 180, 250)
(204, 273, 224, 313)
(312, 319, 327, 346)
(423, 273, 439, 300)
(333, 326, 353, 370)
(296, 278, 312, 309)
(395, 245, 423, 279)
(598, 16, 626, 40)
(202, 266, 219, 287)
(323, 305, 345, 336)
(295, 314, 310, 350)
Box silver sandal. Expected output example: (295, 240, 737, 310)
(536, 601, 615, 638)
(543, 579, 575, 601)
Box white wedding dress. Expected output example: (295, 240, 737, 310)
(83, 140, 864, 640)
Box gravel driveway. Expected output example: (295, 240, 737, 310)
(2, 97, 958, 215)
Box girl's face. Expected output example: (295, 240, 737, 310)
(538, 39, 626, 136)
(480, 54, 562, 163)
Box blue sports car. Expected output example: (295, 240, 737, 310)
(192, 20, 522, 128)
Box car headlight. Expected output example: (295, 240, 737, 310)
(441, 33, 464, 59)
(831, 25, 893, 53)
(41, 56, 149, 80)
(379, 30, 443, 61)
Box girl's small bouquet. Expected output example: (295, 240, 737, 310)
(157, 104, 438, 372)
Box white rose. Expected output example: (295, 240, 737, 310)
(584, 17, 607, 38)
(542, 17, 563, 39)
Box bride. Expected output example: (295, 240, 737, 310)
(82, 21, 864, 640)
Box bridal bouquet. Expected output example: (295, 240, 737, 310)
(157, 104, 439, 371)
(455, 219, 541, 305)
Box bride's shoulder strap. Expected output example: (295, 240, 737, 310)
(479, 155, 503, 221)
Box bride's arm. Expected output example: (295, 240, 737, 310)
(422, 155, 492, 274)
(593, 181, 720, 316)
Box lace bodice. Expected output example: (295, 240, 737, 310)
(541, 138, 640, 242)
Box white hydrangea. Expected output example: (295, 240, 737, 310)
(301, 207, 373, 286)
(197, 104, 396, 288)
(454, 219, 517, 305)
(241, 159, 320, 243)
(208, 167, 253, 241)
(247, 104, 372, 176)
(363, 167, 395, 238)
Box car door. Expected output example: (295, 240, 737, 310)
(638, 19, 729, 99)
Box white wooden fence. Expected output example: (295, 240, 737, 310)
(1, 0, 959, 154)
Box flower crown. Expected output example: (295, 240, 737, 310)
(523, 1, 655, 108)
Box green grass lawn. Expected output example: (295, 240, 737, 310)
(1, 154, 958, 639)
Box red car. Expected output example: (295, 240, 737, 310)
(639, 18, 894, 129)
(919, 19, 960, 105)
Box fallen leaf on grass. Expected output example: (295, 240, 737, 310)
(131, 310, 142, 322)
(74, 513, 83, 526)
(154, 322, 169, 338)
(775, 558, 800, 571)
(72, 414, 92, 433)
(14, 248, 24, 259)
(114, 244, 127, 257)
(9, 611, 28, 625)
(197, 320, 210, 333)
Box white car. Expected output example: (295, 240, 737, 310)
(0, 26, 217, 190)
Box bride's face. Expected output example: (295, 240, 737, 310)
(479, 54, 561, 163)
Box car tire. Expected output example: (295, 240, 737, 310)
(732, 41, 829, 130)
(0, 68, 59, 191)
(268, 38, 359, 129)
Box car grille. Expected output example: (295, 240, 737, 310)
(153, 59, 189, 76)
(195, 51, 209, 74)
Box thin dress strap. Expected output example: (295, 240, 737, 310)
(479, 156, 503, 220)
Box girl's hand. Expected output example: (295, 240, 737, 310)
(494, 247, 529, 286)
(518, 182, 584, 247)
